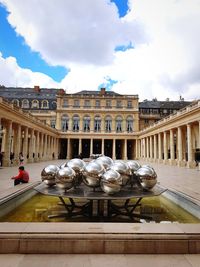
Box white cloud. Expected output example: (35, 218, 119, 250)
(0, 0, 200, 101)
(0, 53, 59, 88)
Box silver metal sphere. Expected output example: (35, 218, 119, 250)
(96, 156, 113, 170)
(110, 161, 130, 186)
(101, 169, 122, 194)
(67, 158, 85, 186)
(135, 165, 157, 190)
(60, 162, 67, 169)
(41, 164, 60, 186)
(55, 167, 76, 190)
(82, 161, 105, 188)
(126, 160, 141, 173)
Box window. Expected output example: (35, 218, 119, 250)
(62, 99, 68, 107)
(52, 101, 57, 109)
(95, 100, 100, 108)
(126, 116, 133, 132)
(83, 115, 90, 132)
(106, 100, 111, 108)
(116, 100, 122, 108)
(116, 116, 122, 132)
(41, 100, 49, 109)
(22, 99, 29, 108)
(12, 99, 19, 107)
(50, 119, 56, 128)
(72, 115, 80, 132)
(74, 100, 80, 107)
(84, 100, 91, 108)
(31, 99, 39, 108)
(105, 116, 112, 132)
(94, 115, 101, 132)
(127, 100, 132, 108)
(61, 114, 69, 132)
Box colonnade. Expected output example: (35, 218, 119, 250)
(0, 117, 59, 167)
(138, 121, 200, 168)
(61, 138, 136, 161)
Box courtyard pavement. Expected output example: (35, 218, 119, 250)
(0, 159, 200, 266)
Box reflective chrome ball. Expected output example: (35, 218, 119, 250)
(67, 158, 85, 186)
(96, 156, 113, 170)
(135, 165, 157, 190)
(82, 161, 105, 188)
(110, 161, 130, 186)
(101, 169, 122, 194)
(55, 167, 76, 190)
(126, 160, 141, 173)
(41, 164, 60, 186)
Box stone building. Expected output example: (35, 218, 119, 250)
(0, 86, 199, 168)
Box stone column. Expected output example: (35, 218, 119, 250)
(158, 133, 162, 162)
(170, 129, 175, 165)
(23, 127, 28, 164)
(35, 131, 39, 161)
(177, 126, 184, 166)
(187, 124, 195, 168)
(44, 134, 47, 160)
(3, 120, 12, 166)
(90, 139, 93, 156)
(153, 135, 157, 161)
(150, 136, 153, 160)
(40, 133, 44, 160)
(143, 138, 146, 158)
(163, 131, 168, 163)
(199, 121, 200, 149)
(123, 139, 127, 160)
(112, 139, 116, 160)
(79, 138, 82, 155)
(146, 137, 149, 159)
(56, 112, 61, 130)
(67, 138, 71, 159)
(14, 124, 21, 165)
(101, 139, 104, 155)
(28, 128, 34, 163)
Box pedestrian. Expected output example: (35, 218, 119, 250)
(19, 152, 24, 165)
(0, 151, 3, 167)
(11, 166, 30, 186)
(10, 152, 14, 164)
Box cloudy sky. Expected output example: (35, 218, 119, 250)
(0, 0, 200, 101)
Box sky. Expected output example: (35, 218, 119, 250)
(0, 0, 200, 101)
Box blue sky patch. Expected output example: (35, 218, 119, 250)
(98, 77, 118, 91)
(111, 0, 129, 17)
(0, 4, 67, 82)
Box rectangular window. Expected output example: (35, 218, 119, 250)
(84, 100, 91, 108)
(127, 100, 132, 108)
(74, 100, 80, 107)
(62, 99, 68, 107)
(106, 100, 111, 108)
(95, 100, 100, 108)
(116, 100, 122, 108)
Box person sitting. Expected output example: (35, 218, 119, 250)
(11, 166, 30, 186)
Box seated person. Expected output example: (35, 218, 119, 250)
(11, 166, 30, 186)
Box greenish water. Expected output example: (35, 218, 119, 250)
(0, 193, 199, 223)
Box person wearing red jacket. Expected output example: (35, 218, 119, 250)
(11, 166, 30, 186)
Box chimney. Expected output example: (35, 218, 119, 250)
(34, 85, 40, 92)
(100, 88, 106, 95)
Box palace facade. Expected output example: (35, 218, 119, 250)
(0, 86, 199, 169)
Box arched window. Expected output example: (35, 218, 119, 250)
(116, 116, 123, 132)
(41, 100, 49, 109)
(52, 101, 57, 109)
(61, 114, 69, 132)
(73, 115, 80, 132)
(105, 115, 112, 132)
(22, 99, 29, 108)
(83, 115, 90, 132)
(94, 115, 101, 132)
(12, 99, 19, 107)
(126, 116, 133, 132)
(31, 99, 39, 108)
